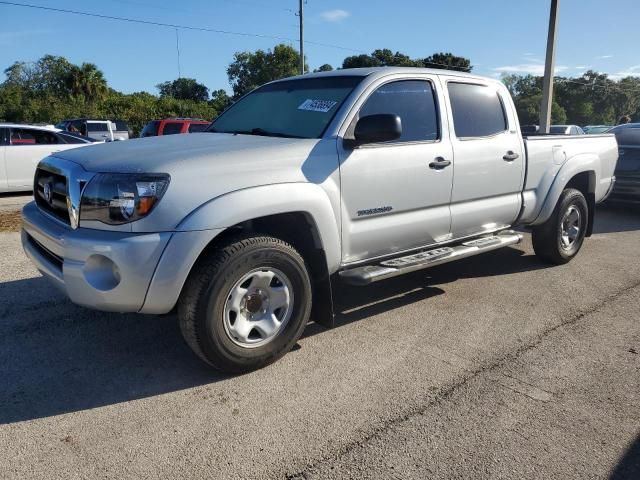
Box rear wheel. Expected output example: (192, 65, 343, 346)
(178, 235, 312, 372)
(532, 188, 588, 265)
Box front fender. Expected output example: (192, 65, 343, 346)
(531, 153, 598, 226)
(176, 183, 342, 272)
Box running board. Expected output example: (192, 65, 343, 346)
(339, 231, 523, 286)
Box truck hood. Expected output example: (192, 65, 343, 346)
(51, 132, 337, 232)
(53, 132, 319, 175)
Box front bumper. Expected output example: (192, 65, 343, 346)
(22, 202, 224, 314)
(22, 202, 172, 312)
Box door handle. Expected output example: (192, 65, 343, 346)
(429, 157, 452, 170)
(503, 151, 519, 161)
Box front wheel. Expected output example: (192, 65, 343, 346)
(532, 188, 589, 265)
(178, 235, 312, 372)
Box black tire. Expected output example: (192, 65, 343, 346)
(532, 188, 589, 265)
(178, 235, 312, 372)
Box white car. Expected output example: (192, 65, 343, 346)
(0, 124, 94, 192)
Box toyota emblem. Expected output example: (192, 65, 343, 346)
(43, 182, 53, 204)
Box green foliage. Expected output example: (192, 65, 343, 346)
(314, 64, 334, 72)
(2, 49, 638, 139)
(209, 89, 232, 113)
(422, 52, 472, 71)
(0, 54, 219, 136)
(156, 78, 209, 102)
(504, 70, 640, 126)
(341, 49, 472, 71)
(227, 44, 304, 99)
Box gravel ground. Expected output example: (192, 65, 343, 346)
(0, 204, 638, 479)
(0, 192, 32, 213)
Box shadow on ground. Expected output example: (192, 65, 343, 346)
(594, 204, 640, 234)
(0, 276, 224, 425)
(610, 433, 640, 479)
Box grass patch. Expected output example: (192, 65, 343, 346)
(0, 211, 22, 232)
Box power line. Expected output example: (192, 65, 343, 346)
(0, 1, 336, 47)
(0, 0, 472, 68)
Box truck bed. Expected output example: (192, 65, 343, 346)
(518, 133, 618, 224)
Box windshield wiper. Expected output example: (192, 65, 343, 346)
(224, 128, 303, 139)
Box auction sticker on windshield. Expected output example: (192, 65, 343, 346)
(298, 99, 338, 113)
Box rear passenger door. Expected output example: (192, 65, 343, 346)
(442, 78, 525, 239)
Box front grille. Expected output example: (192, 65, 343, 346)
(34, 168, 70, 225)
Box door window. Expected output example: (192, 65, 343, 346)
(358, 80, 439, 143)
(188, 123, 209, 133)
(140, 121, 160, 137)
(162, 122, 184, 135)
(87, 123, 109, 132)
(10, 128, 60, 145)
(448, 82, 507, 138)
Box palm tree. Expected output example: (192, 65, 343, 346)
(68, 63, 108, 106)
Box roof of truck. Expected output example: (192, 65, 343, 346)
(281, 66, 485, 82)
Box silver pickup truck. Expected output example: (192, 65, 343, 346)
(22, 67, 618, 372)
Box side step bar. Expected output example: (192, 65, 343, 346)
(339, 231, 523, 286)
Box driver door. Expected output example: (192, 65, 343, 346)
(338, 76, 454, 264)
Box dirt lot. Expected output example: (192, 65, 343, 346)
(0, 204, 638, 479)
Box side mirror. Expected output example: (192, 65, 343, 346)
(352, 114, 402, 146)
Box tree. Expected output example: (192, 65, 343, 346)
(4, 55, 75, 96)
(227, 44, 303, 99)
(156, 78, 209, 102)
(342, 49, 421, 69)
(314, 64, 334, 72)
(513, 93, 567, 125)
(422, 52, 472, 72)
(341, 49, 472, 71)
(210, 89, 232, 114)
(68, 63, 108, 105)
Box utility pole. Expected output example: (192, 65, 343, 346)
(540, 0, 559, 133)
(298, 0, 304, 74)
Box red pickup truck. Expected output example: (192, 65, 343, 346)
(140, 118, 210, 137)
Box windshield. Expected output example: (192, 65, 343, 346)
(585, 126, 611, 134)
(209, 76, 363, 139)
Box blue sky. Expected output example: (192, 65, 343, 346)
(0, 0, 638, 95)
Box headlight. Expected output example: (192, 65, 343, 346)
(80, 173, 170, 225)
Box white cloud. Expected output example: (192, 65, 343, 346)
(492, 64, 568, 76)
(320, 9, 350, 22)
(596, 55, 614, 59)
(609, 65, 640, 80)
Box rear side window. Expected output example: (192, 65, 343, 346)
(140, 121, 160, 137)
(114, 120, 129, 131)
(162, 122, 183, 135)
(359, 80, 439, 142)
(10, 128, 60, 145)
(448, 82, 507, 138)
(87, 123, 109, 132)
(188, 123, 209, 133)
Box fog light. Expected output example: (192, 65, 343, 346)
(83, 255, 121, 291)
